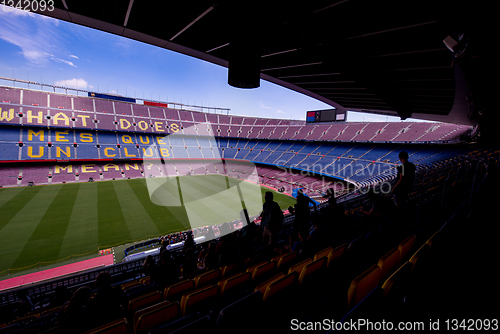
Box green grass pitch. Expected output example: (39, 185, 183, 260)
(0, 175, 296, 277)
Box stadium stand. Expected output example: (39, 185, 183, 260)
(0, 87, 497, 333)
(101, 164, 124, 180)
(0, 166, 20, 186)
(48, 93, 72, 110)
(20, 165, 49, 185)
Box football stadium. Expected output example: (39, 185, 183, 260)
(0, 1, 497, 333)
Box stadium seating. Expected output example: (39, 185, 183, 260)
(313, 246, 333, 262)
(262, 271, 297, 303)
(220, 261, 244, 278)
(297, 257, 326, 286)
(246, 260, 277, 285)
(381, 261, 413, 301)
(217, 272, 251, 298)
(214, 291, 263, 333)
(327, 243, 347, 269)
(179, 285, 219, 316)
(288, 258, 312, 275)
(128, 291, 162, 314)
(82, 318, 131, 334)
(398, 235, 416, 263)
(347, 264, 381, 310)
(0, 88, 471, 146)
(0, 168, 492, 332)
(0, 166, 20, 186)
(164, 280, 195, 302)
(377, 248, 401, 284)
(21, 165, 49, 185)
(133, 301, 179, 334)
(274, 251, 297, 273)
(193, 269, 221, 289)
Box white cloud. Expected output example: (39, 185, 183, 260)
(54, 78, 89, 89)
(114, 37, 133, 51)
(51, 57, 76, 67)
(23, 50, 46, 62)
(0, 5, 35, 17)
(0, 5, 62, 65)
(69, 55, 79, 59)
(259, 102, 285, 114)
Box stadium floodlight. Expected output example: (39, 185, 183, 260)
(143, 123, 262, 242)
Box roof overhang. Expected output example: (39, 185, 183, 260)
(33, 1, 489, 126)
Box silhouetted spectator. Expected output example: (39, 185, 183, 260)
(360, 187, 385, 230)
(238, 209, 257, 257)
(150, 249, 181, 290)
(48, 286, 70, 309)
(291, 226, 313, 259)
(198, 243, 208, 264)
(290, 189, 316, 245)
(13, 290, 33, 318)
(184, 230, 195, 251)
(217, 228, 238, 267)
(320, 188, 348, 242)
(159, 239, 169, 255)
(58, 286, 92, 333)
(392, 151, 416, 208)
(202, 241, 219, 271)
(205, 226, 216, 241)
(260, 191, 284, 249)
(182, 248, 198, 276)
(143, 255, 156, 277)
(219, 223, 231, 238)
(87, 272, 124, 327)
(308, 218, 329, 253)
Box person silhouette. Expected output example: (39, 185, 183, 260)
(260, 191, 284, 249)
(392, 151, 416, 209)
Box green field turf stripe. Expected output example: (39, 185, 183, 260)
(112, 180, 161, 239)
(137, 175, 227, 231)
(177, 175, 231, 202)
(177, 175, 228, 196)
(0, 187, 24, 208)
(11, 183, 79, 269)
(97, 181, 132, 247)
(130, 178, 190, 234)
(58, 182, 99, 259)
(0, 186, 42, 233)
(147, 177, 183, 207)
(178, 177, 251, 227)
(181, 175, 264, 215)
(0, 185, 62, 272)
(177, 176, 233, 206)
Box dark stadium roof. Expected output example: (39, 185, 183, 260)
(38, 1, 490, 126)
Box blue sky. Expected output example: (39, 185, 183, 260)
(0, 5, 419, 122)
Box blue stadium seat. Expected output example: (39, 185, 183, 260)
(0, 126, 21, 142)
(0, 143, 20, 160)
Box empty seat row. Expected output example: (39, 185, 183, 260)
(340, 231, 440, 323)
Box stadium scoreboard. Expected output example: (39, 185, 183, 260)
(306, 108, 346, 123)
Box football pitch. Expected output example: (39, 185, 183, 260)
(0, 175, 296, 278)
